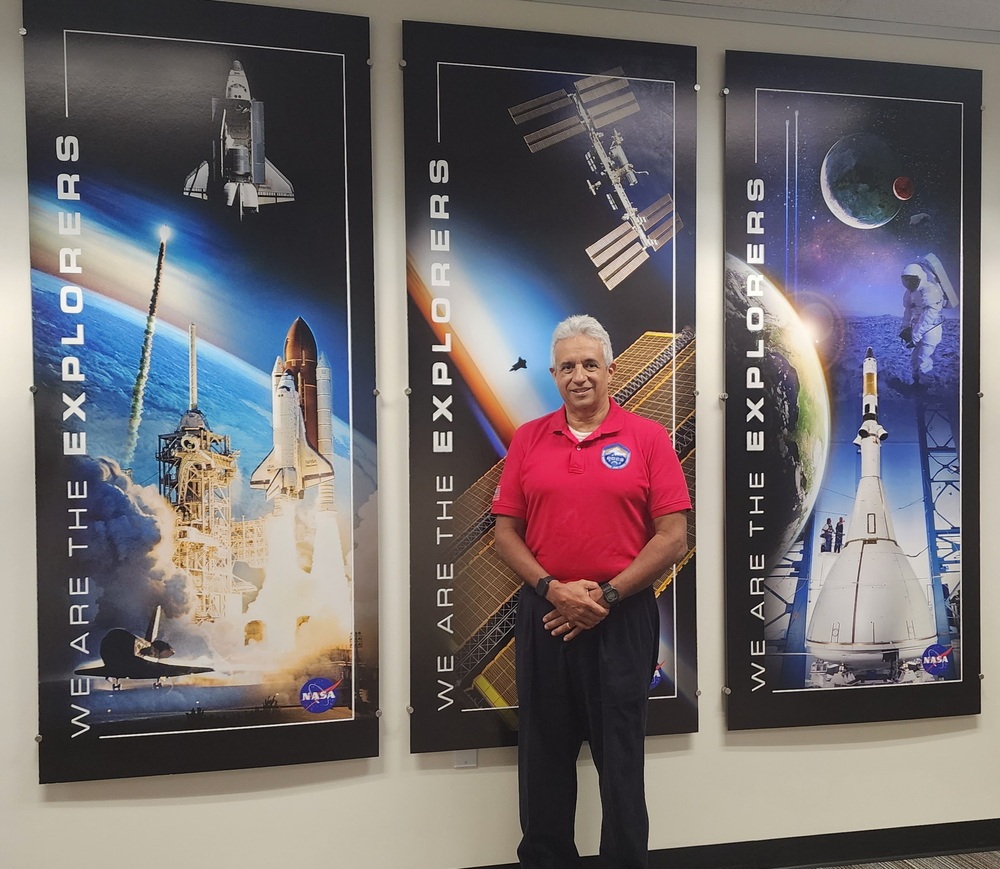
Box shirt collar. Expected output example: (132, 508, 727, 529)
(550, 398, 624, 438)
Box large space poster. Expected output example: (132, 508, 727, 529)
(404, 22, 698, 752)
(24, 0, 377, 782)
(723, 51, 981, 730)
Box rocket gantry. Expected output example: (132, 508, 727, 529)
(805, 348, 936, 671)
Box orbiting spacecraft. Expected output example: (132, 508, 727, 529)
(251, 318, 335, 502)
(183, 60, 294, 217)
(805, 348, 936, 672)
(508, 68, 682, 290)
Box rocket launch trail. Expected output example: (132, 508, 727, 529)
(805, 348, 936, 674)
(123, 226, 170, 469)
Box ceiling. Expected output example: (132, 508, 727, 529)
(527, 0, 1000, 43)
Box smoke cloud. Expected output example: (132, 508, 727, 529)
(71, 456, 204, 653)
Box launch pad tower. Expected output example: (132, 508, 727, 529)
(157, 325, 257, 624)
(916, 393, 961, 654)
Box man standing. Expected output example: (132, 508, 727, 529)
(821, 518, 834, 553)
(493, 315, 690, 868)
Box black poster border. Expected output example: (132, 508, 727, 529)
(723, 50, 981, 731)
(404, 20, 699, 753)
(25, 0, 377, 782)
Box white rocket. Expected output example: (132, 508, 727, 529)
(315, 351, 336, 512)
(805, 348, 936, 669)
(250, 359, 333, 500)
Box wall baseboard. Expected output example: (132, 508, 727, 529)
(476, 818, 1000, 869)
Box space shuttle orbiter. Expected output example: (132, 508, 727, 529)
(250, 361, 333, 500)
(805, 348, 936, 670)
(74, 606, 214, 690)
(183, 61, 294, 218)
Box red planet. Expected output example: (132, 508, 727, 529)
(893, 176, 914, 200)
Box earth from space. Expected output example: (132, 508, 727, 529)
(31, 271, 376, 521)
(724, 254, 831, 571)
(820, 133, 903, 229)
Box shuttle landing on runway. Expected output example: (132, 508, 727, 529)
(805, 348, 937, 683)
(74, 606, 213, 690)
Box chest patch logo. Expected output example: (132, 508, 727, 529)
(601, 443, 631, 470)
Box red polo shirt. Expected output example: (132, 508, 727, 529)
(492, 399, 690, 583)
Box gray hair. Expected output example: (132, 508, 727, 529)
(550, 314, 614, 368)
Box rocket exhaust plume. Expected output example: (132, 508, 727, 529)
(123, 226, 170, 468)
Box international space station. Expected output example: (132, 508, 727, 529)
(183, 60, 295, 217)
(251, 318, 336, 503)
(805, 348, 938, 682)
(74, 607, 213, 690)
(508, 68, 682, 290)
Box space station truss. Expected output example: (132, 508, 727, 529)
(509, 69, 682, 290)
(586, 194, 683, 290)
(509, 69, 639, 153)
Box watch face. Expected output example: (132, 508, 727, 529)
(602, 583, 619, 605)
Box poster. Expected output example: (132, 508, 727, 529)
(25, 0, 377, 782)
(723, 50, 981, 730)
(404, 21, 698, 752)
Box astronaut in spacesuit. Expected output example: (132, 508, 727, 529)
(899, 261, 946, 383)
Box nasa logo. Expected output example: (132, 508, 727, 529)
(601, 443, 631, 470)
(650, 665, 664, 691)
(299, 677, 339, 713)
(921, 644, 952, 676)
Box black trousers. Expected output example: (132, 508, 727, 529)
(515, 583, 659, 869)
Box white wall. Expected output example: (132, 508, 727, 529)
(1, 1, 998, 867)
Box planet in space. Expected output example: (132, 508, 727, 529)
(30, 271, 376, 520)
(724, 254, 831, 571)
(820, 133, 902, 229)
(893, 176, 914, 201)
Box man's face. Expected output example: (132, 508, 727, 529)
(550, 335, 615, 415)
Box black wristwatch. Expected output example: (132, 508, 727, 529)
(599, 582, 620, 608)
(535, 576, 553, 599)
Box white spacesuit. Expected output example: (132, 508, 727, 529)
(900, 262, 946, 382)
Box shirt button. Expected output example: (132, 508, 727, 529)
(576, 445, 581, 451)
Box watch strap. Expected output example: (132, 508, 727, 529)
(535, 576, 553, 599)
(600, 581, 620, 607)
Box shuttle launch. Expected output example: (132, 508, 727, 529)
(283, 317, 319, 451)
(251, 319, 335, 501)
(805, 348, 936, 677)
